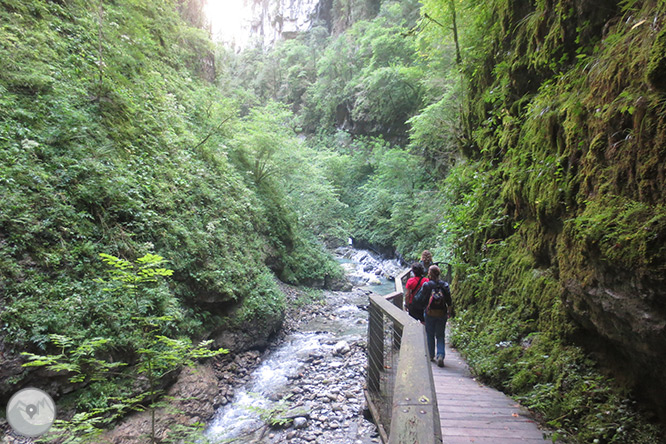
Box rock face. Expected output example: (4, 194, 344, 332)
(453, 0, 666, 426)
(212, 0, 332, 50)
(101, 363, 220, 444)
(212, 309, 285, 353)
(561, 261, 666, 418)
(249, 0, 322, 42)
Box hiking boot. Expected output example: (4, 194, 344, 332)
(437, 356, 444, 367)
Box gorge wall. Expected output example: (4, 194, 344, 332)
(211, 0, 330, 49)
(210, 0, 384, 49)
(455, 0, 666, 424)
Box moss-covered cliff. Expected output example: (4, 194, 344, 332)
(0, 0, 342, 408)
(445, 0, 665, 440)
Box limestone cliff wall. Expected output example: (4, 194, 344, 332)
(213, 0, 331, 49)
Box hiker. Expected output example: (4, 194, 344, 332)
(404, 262, 428, 320)
(419, 265, 452, 367)
(420, 250, 434, 271)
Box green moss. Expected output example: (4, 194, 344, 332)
(646, 27, 666, 91)
(449, 230, 659, 442)
(563, 196, 666, 275)
(444, 1, 665, 441)
(229, 272, 286, 332)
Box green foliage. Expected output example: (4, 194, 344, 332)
(451, 311, 660, 443)
(230, 271, 285, 331)
(4, 0, 664, 442)
(229, 101, 296, 185)
(244, 393, 308, 428)
(293, 288, 325, 308)
(408, 83, 463, 168)
(0, 3, 349, 441)
(354, 140, 437, 256)
(566, 196, 666, 274)
(223, 100, 346, 283)
(300, 10, 424, 137)
(0, 0, 344, 365)
(22, 335, 126, 384)
(25, 254, 227, 443)
(307, 133, 441, 259)
(434, 0, 666, 442)
(277, 231, 339, 285)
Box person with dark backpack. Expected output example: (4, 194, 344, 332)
(405, 262, 429, 322)
(418, 265, 453, 367)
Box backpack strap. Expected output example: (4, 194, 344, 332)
(425, 285, 434, 312)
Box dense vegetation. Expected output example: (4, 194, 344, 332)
(221, 0, 665, 442)
(0, 0, 343, 434)
(441, 1, 666, 442)
(1, 0, 665, 442)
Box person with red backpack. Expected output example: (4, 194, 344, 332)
(404, 262, 428, 322)
(418, 265, 453, 367)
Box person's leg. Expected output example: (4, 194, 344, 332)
(435, 317, 447, 365)
(424, 315, 436, 359)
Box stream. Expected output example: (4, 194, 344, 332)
(205, 247, 402, 444)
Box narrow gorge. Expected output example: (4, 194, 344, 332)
(1, 0, 665, 443)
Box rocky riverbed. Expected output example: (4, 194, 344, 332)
(203, 247, 400, 444)
(0, 248, 400, 444)
(204, 282, 383, 444)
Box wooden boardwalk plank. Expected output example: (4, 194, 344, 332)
(440, 437, 549, 444)
(432, 339, 554, 443)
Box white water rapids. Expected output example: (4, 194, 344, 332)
(205, 248, 401, 443)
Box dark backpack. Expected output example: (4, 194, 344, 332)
(413, 284, 427, 307)
(427, 282, 449, 311)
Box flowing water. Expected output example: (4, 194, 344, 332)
(205, 248, 401, 444)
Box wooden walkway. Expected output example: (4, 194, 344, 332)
(432, 340, 551, 444)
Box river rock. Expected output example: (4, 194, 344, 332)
(329, 276, 353, 292)
(334, 340, 351, 355)
(212, 309, 284, 353)
(204, 256, 381, 444)
(367, 276, 381, 285)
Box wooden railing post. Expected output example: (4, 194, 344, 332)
(367, 299, 383, 393)
(388, 322, 441, 444)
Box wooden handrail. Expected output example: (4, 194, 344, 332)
(366, 267, 442, 444)
(384, 268, 410, 309)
